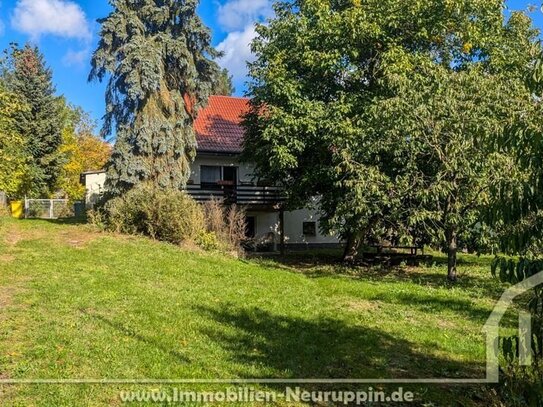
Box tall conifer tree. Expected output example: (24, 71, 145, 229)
(90, 0, 221, 195)
(6, 44, 63, 197)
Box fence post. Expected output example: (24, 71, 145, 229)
(50, 200, 54, 219)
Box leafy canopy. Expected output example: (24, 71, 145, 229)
(56, 103, 112, 201)
(243, 0, 542, 276)
(0, 83, 29, 197)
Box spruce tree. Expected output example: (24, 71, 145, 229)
(213, 68, 235, 96)
(6, 44, 63, 197)
(90, 0, 221, 195)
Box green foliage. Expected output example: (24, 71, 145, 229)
(90, 0, 221, 195)
(3, 44, 64, 198)
(91, 187, 246, 253)
(55, 101, 111, 201)
(242, 0, 541, 277)
(0, 82, 30, 198)
(98, 184, 206, 245)
(213, 68, 235, 96)
(491, 257, 543, 405)
(195, 230, 221, 251)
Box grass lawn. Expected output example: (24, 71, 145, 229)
(0, 217, 515, 406)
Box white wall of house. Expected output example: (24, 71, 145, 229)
(83, 157, 342, 248)
(248, 209, 339, 246)
(284, 209, 339, 246)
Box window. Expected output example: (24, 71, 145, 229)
(200, 166, 238, 188)
(201, 166, 222, 188)
(303, 222, 317, 237)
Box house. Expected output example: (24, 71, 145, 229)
(80, 170, 107, 208)
(82, 95, 341, 250)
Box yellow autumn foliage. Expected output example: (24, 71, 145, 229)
(0, 85, 30, 198)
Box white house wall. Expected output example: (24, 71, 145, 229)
(248, 209, 339, 246)
(284, 209, 339, 246)
(84, 157, 342, 247)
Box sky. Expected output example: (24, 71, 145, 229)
(0, 0, 540, 130)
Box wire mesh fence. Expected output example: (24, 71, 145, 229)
(25, 199, 73, 219)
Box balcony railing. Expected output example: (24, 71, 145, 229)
(185, 184, 285, 207)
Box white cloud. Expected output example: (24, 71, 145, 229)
(11, 0, 91, 41)
(62, 48, 89, 68)
(216, 25, 257, 87)
(217, 0, 273, 31)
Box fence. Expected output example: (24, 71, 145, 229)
(0, 191, 6, 207)
(25, 199, 72, 219)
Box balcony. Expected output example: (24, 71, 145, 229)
(185, 183, 285, 209)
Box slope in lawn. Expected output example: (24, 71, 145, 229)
(0, 218, 509, 405)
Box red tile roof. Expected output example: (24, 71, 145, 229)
(194, 95, 250, 154)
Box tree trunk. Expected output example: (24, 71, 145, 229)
(343, 233, 362, 264)
(446, 228, 458, 282)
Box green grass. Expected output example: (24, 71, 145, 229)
(0, 217, 515, 405)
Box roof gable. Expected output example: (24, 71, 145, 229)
(194, 95, 249, 154)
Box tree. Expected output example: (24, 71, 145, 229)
(242, 0, 541, 278)
(213, 68, 235, 96)
(0, 83, 30, 197)
(351, 63, 534, 281)
(90, 0, 221, 195)
(56, 102, 112, 201)
(4, 44, 63, 197)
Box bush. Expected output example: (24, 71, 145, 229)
(91, 186, 248, 254)
(97, 185, 205, 245)
(195, 231, 221, 251)
(202, 198, 247, 253)
(0, 203, 8, 217)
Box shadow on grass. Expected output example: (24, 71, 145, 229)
(253, 255, 504, 300)
(369, 291, 499, 324)
(195, 305, 484, 383)
(81, 309, 191, 364)
(41, 217, 88, 226)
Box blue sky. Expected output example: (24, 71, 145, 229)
(0, 0, 540, 130)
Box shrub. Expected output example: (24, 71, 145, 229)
(97, 184, 205, 245)
(0, 205, 8, 218)
(195, 231, 221, 251)
(91, 187, 247, 254)
(202, 198, 247, 253)
(495, 364, 543, 406)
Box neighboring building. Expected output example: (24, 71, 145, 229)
(80, 170, 107, 209)
(82, 96, 341, 249)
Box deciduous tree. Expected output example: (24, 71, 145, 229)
(0, 83, 29, 197)
(243, 0, 541, 279)
(56, 103, 112, 201)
